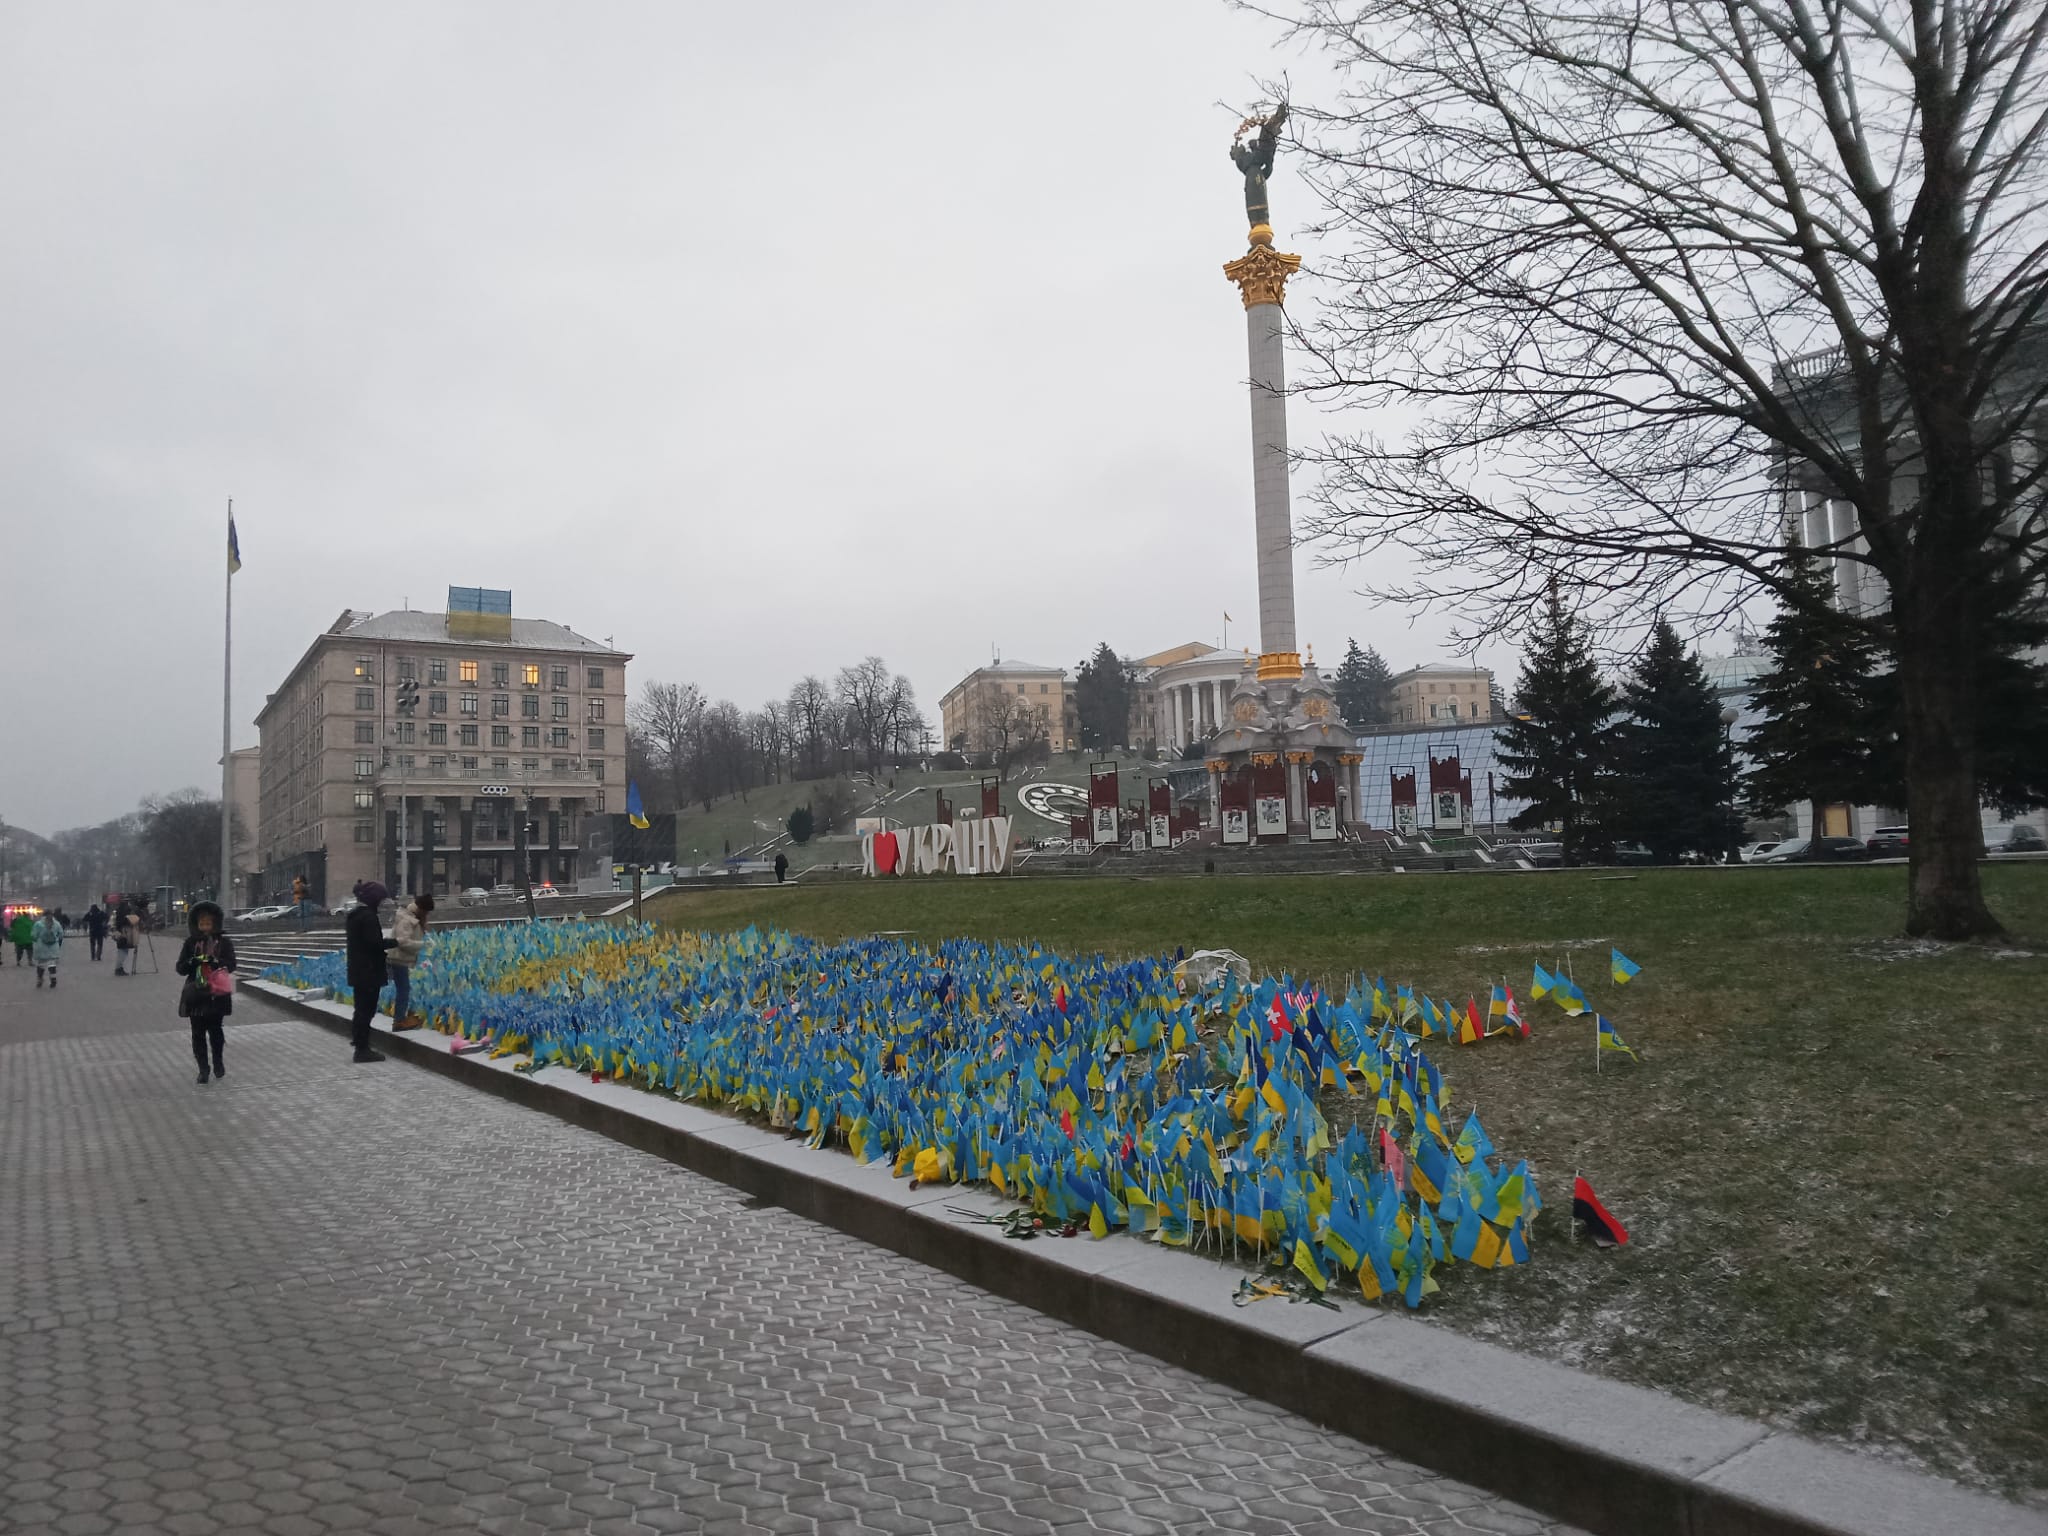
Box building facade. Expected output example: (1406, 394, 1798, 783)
(939, 661, 1069, 755)
(1136, 643, 1247, 754)
(1388, 664, 1495, 725)
(254, 590, 630, 903)
(225, 746, 261, 907)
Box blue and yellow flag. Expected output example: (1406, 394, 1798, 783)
(1610, 948, 1640, 986)
(227, 516, 242, 574)
(625, 780, 650, 830)
(1596, 1015, 1638, 1061)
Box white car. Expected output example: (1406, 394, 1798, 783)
(459, 887, 491, 906)
(1739, 841, 1782, 863)
(235, 904, 288, 924)
(491, 883, 519, 897)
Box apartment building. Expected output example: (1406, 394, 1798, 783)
(254, 588, 630, 902)
(940, 660, 1070, 754)
(1388, 663, 1495, 725)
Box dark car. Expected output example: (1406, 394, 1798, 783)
(1612, 843, 1658, 866)
(1866, 826, 1910, 858)
(1758, 836, 1870, 863)
(1508, 841, 1564, 868)
(1992, 824, 2047, 854)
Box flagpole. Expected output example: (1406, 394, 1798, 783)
(219, 498, 234, 908)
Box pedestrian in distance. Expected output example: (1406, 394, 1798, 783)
(174, 901, 237, 1085)
(112, 901, 138, 975)
(86, 903, 107, 961)
(33, 910, 64, 988)
(8, 907, 32, 966)
(774, 852, 789, 884)
(344, 881, 394, 1063)
(388, 891, 432, 1031)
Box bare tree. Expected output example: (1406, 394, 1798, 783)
(139, 790, 244, 897)
(629, 680, 703, 816)
(836, 656, 897, 773)
(755, 701, 791, 784)
(1261, 0, 2048, 937)
(786, 675, 836, 779)
(976, 690, 1050, 781)
(701, 701, 752, 803)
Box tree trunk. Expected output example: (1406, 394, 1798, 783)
(1897, 627, 1999, 939)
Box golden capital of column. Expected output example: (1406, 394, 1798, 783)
(1284, 751, 1314, 765)
(1250, 752, 1281, 768)
(1204, 758, 1231, 774)
(1338, 752, 1365, 766)
(1256, 650, 1303, 681)
(1224, 242, 1302, 310)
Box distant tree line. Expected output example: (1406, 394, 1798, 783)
(628, 656, 923, 816)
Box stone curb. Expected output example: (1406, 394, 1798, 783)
(250, 980, 2047, 1536)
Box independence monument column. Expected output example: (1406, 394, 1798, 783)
(1224, 105, 1303, 683)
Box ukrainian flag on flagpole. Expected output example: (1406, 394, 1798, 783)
(228, 515, 242, 574)
(626, 780, 650, 830)
(1596, 1015, 1638, 1061)
(1610, 948, 1641, 986)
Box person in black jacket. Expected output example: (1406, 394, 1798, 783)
(85, 903, 108, 962)
(345, 881, 394, 1064)
(175, 901, 238, 1085)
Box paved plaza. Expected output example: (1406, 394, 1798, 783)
(0, 950, 1583, 1536)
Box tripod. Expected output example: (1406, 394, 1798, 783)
(133, 928, 160, 973)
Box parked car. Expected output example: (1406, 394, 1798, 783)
(491, 883, 519, 897)
(1739, 841, 1782, 863)
(1989, 824, 2047, 854)
(459, 886, 491, 906)
(1866, 826, 1910, 858)
(331, 895, 363, 919)
(1757, 836, 1870, 863)
(1612, 843, 1658, 866)
(235, 904, 288, 924)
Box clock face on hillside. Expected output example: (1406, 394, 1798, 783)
(1232, 697, 1259, 723)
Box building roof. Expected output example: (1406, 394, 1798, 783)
(974, 658, 1065, 675)
(1134, 641, 1229, 669)
(332, 608, 627, 657)
(1389, 662, 1492, 680)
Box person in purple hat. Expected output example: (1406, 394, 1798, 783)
(344, 881, 395, 1063)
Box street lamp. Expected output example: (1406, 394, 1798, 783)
(1719, 706, 1741, 862)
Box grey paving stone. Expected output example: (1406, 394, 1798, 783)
(0, 988, 1585, 1536)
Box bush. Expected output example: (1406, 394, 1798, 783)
(786, 805, 814, 845)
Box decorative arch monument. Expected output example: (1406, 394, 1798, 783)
(1202, 106, 1363, 842)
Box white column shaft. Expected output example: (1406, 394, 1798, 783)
(1247, 302, 1297, 658)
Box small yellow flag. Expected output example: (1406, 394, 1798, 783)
(1088, 1203, 1109, 1240)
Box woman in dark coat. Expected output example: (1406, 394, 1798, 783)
(174, 901, 238, 1085)
(344, 881, 394, 1064)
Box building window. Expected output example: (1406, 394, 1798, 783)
(354, 756, 374, 779)
(489, 695, 508, 718)
(1017, 683, 1026, 694)
(590, 758, 605, 782)
(459, 660, 478, 682)
(428, 723, 447, 745)
(587, 728, 605, 750)
(492, 725, 510, 747)
(553, 698, 570, 720)
(549, 727, 570, 747)
(429, 756, 446, 773)
(396, 658, 416, 681)
(587, 667, 605, 690)
(587, 699, 605, 722)
(353, 789, 373, 810)
(521, 695, 540, 719)
(492, 757, 509, 772)
(522, 726, 540, 748)
(522, 758, 539, 774)
(395, 721, 415, 744)
(552, 758, 570, 774)
(429, 659, 447, 683)
(462, 756, 478, 771)
(354, 822, 374, 843)
(519, 664, 538, 688)
(459, 693, 478, 716)
(354, 721, 375, 744)
(355, 688, 375, 710)
(428, 691, 447, 715)
(552, 666, 569, 691)
(354, 657, 373, 679)
(459, 724, 478, 746)
(397, 754, 415, 772)
(491, 662, 509, 687)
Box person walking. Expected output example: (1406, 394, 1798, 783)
(774, 852, 789, 884)
(174, 902, 238, 1084)
(112, 901, 139, 975)
(388, 891, 432, 1031)
(32, 910, 64, 988)
(9, 907, 32, 966)
(86, 903, 107, 961)
(344, 881, 394, 1063)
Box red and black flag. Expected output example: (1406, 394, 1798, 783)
(1572, 1176, 1629, 1247)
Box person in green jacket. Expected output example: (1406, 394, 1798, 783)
(8, 909, 34, 966)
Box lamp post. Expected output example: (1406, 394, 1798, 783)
(1719, 706, 1741, 863)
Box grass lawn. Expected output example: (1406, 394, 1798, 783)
(651, 864, 2048, 1500)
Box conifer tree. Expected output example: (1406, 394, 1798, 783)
(1333, 639, 1394, 725)
(1497, 585, 1615, 862)
(1743, 556, 1886, 853)
(1610, 621, 1737, 862)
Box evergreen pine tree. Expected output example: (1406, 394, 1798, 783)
(1333, 639, 1394, 725)
(1071, 643, 1133, 750)
(1497, 585, 1616, 862)
(1744, 555, 1886, 850)
(1609, 621, 1738, 862)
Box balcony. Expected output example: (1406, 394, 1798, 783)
(373, 762, 599, 795)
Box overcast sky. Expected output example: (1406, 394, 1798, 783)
(0, 2, 1517, 835)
